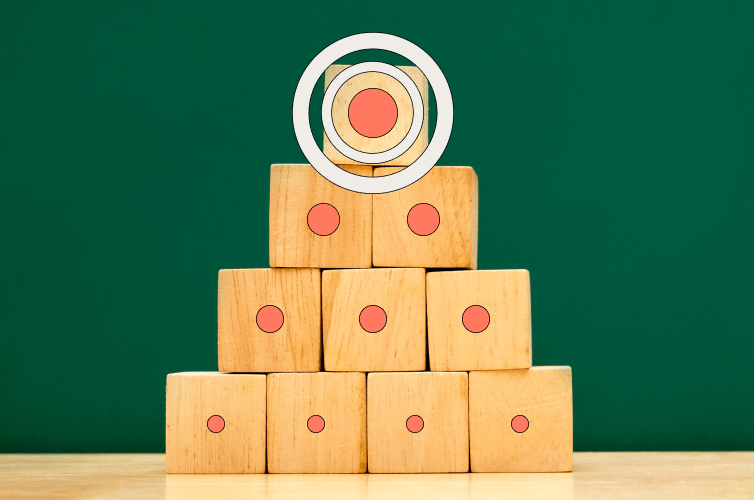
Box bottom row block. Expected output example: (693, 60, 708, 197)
(166, 368, 572, 474)
(368, 372, 469, 473)
(267, 372, 367, 473)
(165, 372, 267, 474)
(470, 368, 573, 472)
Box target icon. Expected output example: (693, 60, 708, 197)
(323, 62, 425, 165)
(293, 33, 454, 194)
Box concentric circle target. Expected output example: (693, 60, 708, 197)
(322, 61, 424, 165)
(327, 67, 421, 159)
(293, 32, 453, 194)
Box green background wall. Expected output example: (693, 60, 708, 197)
(1, 1, 752, 453)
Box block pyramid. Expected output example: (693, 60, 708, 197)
(166, 64, 573, 474)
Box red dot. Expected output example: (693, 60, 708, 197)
(407, 204, 440, 236)
(511, 415, 529, 433)
(256, 305, 284, 333)
(359, 305, 387, 333)
(406, 415, 424, 433)
(207, 415, 225, 433)
(462, 305, 490, 333)
(307, 203, 340, 236)
(307, 415, 325, 433)
(348, 88, 398, 138)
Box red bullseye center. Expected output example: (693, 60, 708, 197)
(407, 203, 440, 236)
(348, 88, 398, 138)
(308, 415, 325, 433)
(406, 415, 424, 433)
(256, 305, 284, 333)
(308, 203, 340, 236)
(207, 415, 225, 433)
(462, 305, 490, 333)
(359, 305, 387, 333)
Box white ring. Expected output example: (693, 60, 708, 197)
(293, 32, 453, 194)
(322, 62, 424, 164)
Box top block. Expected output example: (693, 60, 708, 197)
(323, 65, 429, 167)
(374, 166, 478, 269)
(269, 164, 372, 268)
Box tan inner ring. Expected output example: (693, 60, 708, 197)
(331, 71, 414, 154)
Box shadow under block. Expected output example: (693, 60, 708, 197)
(322, 268, 426, 372)
(367, 372, 469, 473)
(269, 164, 372, 268)
(469, 367, 573, 472)
(427, 270, 532, 371)
(267, 372, 367, 473)
(166, 372, 266, 474)
(373, 166, 478, 269)
(323, 65, 429, 167)
(218, 268, 321, 373)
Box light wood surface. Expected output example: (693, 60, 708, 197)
(373, 166, 478, 269)
(266, 373, 367, 474)
(322, 268, 426, 372)
(2, 453, 754, 499)
(269, 164, 372, 269)
(427, 270, 532, 371)
(165, 373, 266, 474)
(367, 372, 469, 473)
(323, 65, 429, 167)
(470, 367, 573, 472)
(218, 268, 321, 373)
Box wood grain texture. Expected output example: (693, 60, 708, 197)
(323, 65, 429, 167)
(427, 270, 532, 371)
(218, 268, 320, 373)
(269, 164, 372, 269)
(373, 166, 478, 269)
(166, 372, 266, 474)
(5, 454, 754, 500)
(469, 367, 573, 472)
(367, 372, 469, 473)
(266, 373, 367, 474)
(322, 268, 426, 372)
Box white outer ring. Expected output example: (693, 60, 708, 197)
(293, 32, 453, 194)
(322, 62, 423, 164)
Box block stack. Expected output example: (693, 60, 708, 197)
(166, 65, 573, 474)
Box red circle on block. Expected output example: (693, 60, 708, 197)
(308, 415, 325, 433)
(348, 88, 398, 138)
(359, 305, 387, 333)
(406, 415, 424, 433)
(307, 203, 340, 236)
(462, 305, 490, 333)
(207, 415, 225, 433)
(511, 415, 529, 433)
(256, 305, 284, 333)
(407, 203, 440, 236)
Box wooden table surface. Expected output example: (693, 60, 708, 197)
(1, 453, 753, 500)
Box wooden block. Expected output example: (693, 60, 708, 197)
(166, 372, 266, 474)
(323, 65, 429, 167)
(469, 367, 573, 472)
(367, 372, 469, 473)
(322, 268, 426, 372)
(218, 268, 320, 373)
(427, 270, 532, 371)
(373, 166, 478, 269)
(269, 164, 372, 268)
(267, 372, 367, 473)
